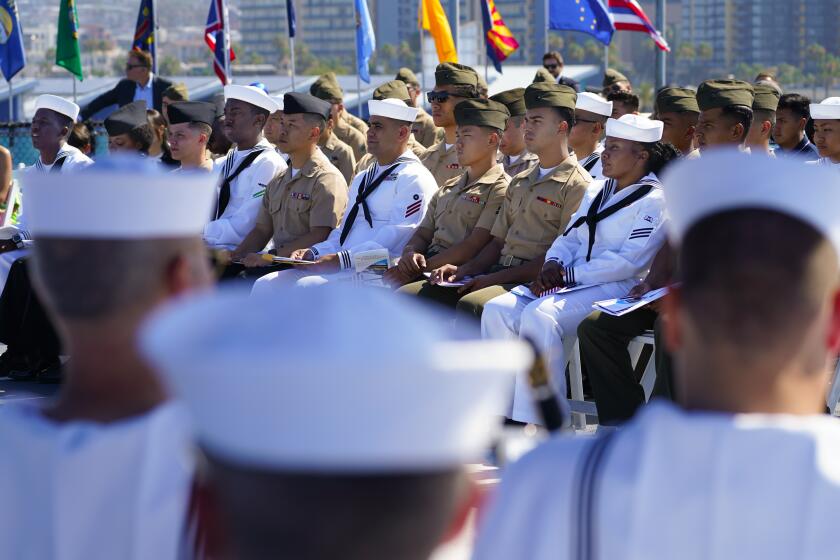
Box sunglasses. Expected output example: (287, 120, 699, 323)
(426, 91, 453, 104)
(125, 63, 146, 70)
(543, 64, 559, 70)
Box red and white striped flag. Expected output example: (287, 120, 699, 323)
(608, 0, 670, 52)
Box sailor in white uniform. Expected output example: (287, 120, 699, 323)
(0, 95, 93, 290)
(473, 151, 840, 560)
(253, 98, 438, 292)
(0, 157, 216, 560)
(141, 284, 532, 560)
(570, 92, 611, 181)
(810, 97, 840, 169)
(205, 85, 287, 249)
(482, 115, 673, 424)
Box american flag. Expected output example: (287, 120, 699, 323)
(205, 0, 235, 84)
(607, 0, 670, 52)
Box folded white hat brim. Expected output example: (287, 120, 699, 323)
(606, 114, 663, 143)
(810, 97, 840, 120)
(368, 98, 418, 123)
(34, 94, 80, 122)
(576, 92, 612, 117)
(224, 85, 279, 113)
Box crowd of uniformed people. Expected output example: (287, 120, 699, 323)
(1, 46, 840, 559)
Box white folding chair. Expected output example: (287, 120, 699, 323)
(568, 330, 658, 428)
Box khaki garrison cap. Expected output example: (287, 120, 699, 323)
(752, 84, 781, 112)
(310, 73, 344, 102)
(696, 80, 755, 111)
(395, 67, 420, 86)
(603, 68, 630, 88)
(655, 87, 699, 114)
(524, 82, 577, 112)
(490, 88, 526, 117)
(373, 80, 411, 103)
(533, 67, 554, 83)
(454, 98, 510, 130)
(435, 62, 479, 88)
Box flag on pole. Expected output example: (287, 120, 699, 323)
(479, 0, 518, 73)
(132, 0, 156, 72)
(608, 0, 670, 51)
(0, 0, 26, 81)
(548, 0, 615, 46)
(355, 0, 375, 83)
(419, 0, 457, 63)
(205, 0, 235, 85)
(286, 0, 296, 38)
(56, 0, 83, 80)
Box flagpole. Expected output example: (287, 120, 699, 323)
(222, 0, 232, 84)
(290, 36, 296, 90)
(7, 79, 11, 122)
(655, 0, 666, 91)
(72, 77, 77, 104)
(151, 0, 158, 74)
(354, 0, 361, 115)
(604, 45, 609, 74)
(544, 0, 549, 55)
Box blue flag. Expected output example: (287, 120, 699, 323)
(354, 0, 375, 83)
(286, 0, 296, 38)
(549, 0, 615, 45)
(0, 0, 26, 81)
(132, 0, 156, 72)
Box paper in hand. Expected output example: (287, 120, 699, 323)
(592, 287, 668, 316)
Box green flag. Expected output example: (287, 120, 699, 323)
(56, 0, 83, 80)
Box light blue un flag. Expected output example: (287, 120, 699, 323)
(549, 0, 615, 46)
(355, 0, 375, 83)
(0, 0, 26, 80)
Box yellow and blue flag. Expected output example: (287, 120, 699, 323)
(132, 0, 156, 72)
(480, 0, 519, 73)
(549, 0, 615, 46)
(0, 0, 25, 81)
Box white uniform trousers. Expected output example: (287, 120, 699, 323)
(252, 268, 358, 295)
(482, 281, 632, 424)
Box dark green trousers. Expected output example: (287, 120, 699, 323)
(577, 308, 675, 425)
(398, 280, 517, 327)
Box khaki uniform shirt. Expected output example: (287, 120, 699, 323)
(256, 149, 349, 251)
(353, 135, 427, 176)
(491, 155, 590, 262)
(413, 107, 440, 148)
(420, 163, 510, 254)
(334, 118, 367, 161)
(420, 140, 463, 187)
(318, 132, 356, 185)
(499, 150, 539, 178)
(343, 111, 368, 136)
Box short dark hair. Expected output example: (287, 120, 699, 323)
(187, 122, 213, 138)
(753, 108, 776, 128)
(543, 51, 564, 65)
(128, 49, 153, 69)
(128, 123, 155, 154)
(607, 91, 640, 113)
(777, 93, 811, 120)
(68, 122, 92, 152)
(146, 109, 168, 143)
(301, 113, 327, 136)
(680, 209, 837, 366)
(207, 456, 469, 560)
(552, 106, 576, 129)
(638, 141, 681, 175)
(720, 105, 754, 143)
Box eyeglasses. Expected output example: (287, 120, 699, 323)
(125, 63, 145, 70)
(543, 64, 559, 70)
(426, 91, 452, 104)
(576, 118, 601, 124)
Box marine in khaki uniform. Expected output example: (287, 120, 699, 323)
(386, 98, 511, 289)
(652, 87, 699, 156)
(231, 93, 347, 277)
(694, 79, 755, 153)
(355, 80, 426, 176)
(310, 73, 367, 161)
(405, 82, 590, 322)
(395, 67, 441, 148)
(420, 63, 481, 186)
(317, 123, 356, 186)
(746, 84, 780, 156)
(490, 88, 538, 177)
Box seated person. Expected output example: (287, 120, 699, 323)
(167, 101, 216, 172)
(482, 115, 676, 424)
(390, 98, 509, 289)
(252, 98, 437, 292)
(229, 93, 347, 279)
